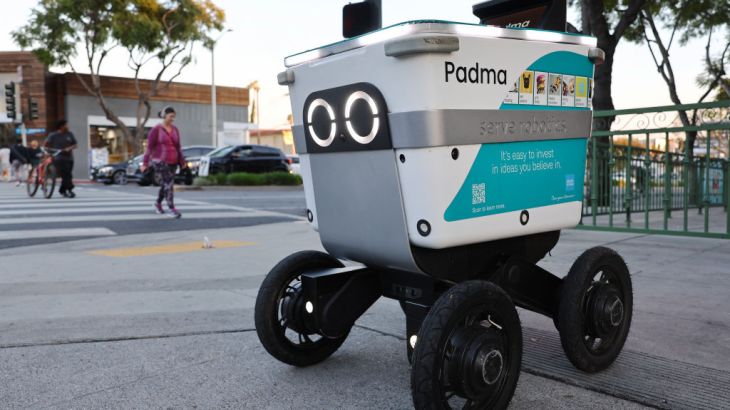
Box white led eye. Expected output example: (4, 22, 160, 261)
(306, 98, 337, 147)
(344, 91, 380, 145)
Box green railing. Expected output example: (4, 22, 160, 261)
(581, 100, 730, 239)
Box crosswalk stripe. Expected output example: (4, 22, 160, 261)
(0, 204, 232, 216)
(0, 227, 117, 240)
(0, 200, 197, 209)
(0, 185, 293, 230)
(0, 211, 262, 225)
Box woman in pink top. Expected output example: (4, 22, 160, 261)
(141, 106, 187, 218)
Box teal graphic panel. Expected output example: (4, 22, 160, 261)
(501, 51, 594, 111)
(444, 138, 587, 222)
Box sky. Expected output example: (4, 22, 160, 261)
(0, 0, 717, 128)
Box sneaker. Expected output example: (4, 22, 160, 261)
(154, 202, 165, 214)
(67, 191, 76, 198)
(169, 208, 182, 219)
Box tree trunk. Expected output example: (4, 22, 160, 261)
(95, 93, 132, 157)
(134, 96, 152, 157)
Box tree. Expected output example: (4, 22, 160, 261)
(573, 0, 648, 128)
(625, 0, 730, 206)
(116, 0, 224, 151)
(13, 0, 224, 156)
(570, 0, 648, 208)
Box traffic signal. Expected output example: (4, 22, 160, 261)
(5, 82, 16, 120)
(29, 98, 39, 120)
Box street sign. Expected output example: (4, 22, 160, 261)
(15, 127, 45, 135)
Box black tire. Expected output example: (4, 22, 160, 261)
(556, 246, 633, 373)
(112, 170, 127, 185)
(411, 281, 522, 410)
(255, 251, 350, 367)
(26, 166, 39, 197)
(43, 164, 56, 199)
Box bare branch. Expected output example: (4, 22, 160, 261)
(614, 0, 648, 40)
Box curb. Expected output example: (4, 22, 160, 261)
(176, 185, 304, 192)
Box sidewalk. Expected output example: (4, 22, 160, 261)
(0, 222, 727, 408)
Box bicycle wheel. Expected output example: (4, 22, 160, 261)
(42, 164, 57, 199)
(26, 166, 40, 197)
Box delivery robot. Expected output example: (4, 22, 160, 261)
(255, 1, 633, 408)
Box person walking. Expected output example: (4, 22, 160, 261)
(45, 120, 78, 198)
(9, 138, 28, 186)
(0, 145, 9, 182)
(141, 106, 186, 218)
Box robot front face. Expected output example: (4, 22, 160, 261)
(302, 83, 392, 153)
(285, 21, 598, 273)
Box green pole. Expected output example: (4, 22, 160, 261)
(591, 135, 598, 226)
(726, 135, 730, 235)
(609, 137, 614, 227)
(683, 132, 690, 232)
(705, 131, 711, 233)
(626, 134, 633, 228)
(663, 132, 671, 230)
(645, 133, 651, 229)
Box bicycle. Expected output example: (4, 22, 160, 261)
(27, 147, 61, 199)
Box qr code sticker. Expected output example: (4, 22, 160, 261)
(472, 183, 486, 205)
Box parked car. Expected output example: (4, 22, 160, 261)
(198, 145, 290, 176)
(181, 145, 215, 176)
(287, 155, 301, 174)
(91, 161, 129, 185)
(126, 153, 195, 186)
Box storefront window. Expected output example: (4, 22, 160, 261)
(89, 125, 149, 166)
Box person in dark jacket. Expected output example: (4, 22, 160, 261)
(45, 120, 78, 198)
(9, 138, 28, 186)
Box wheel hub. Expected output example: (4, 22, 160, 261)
(280, 283, 314, 334)
(587, 284, 624, 338)
(447, 321, 506, 400)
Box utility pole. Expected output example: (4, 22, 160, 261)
(211, 29, 232, 147)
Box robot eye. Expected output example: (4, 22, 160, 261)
(344, 91, 380, 145)
(306, 98, 337, 147)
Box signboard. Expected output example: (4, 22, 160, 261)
(16, 127, 46, 135)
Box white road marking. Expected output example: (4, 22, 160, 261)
(0, 227, 117, 240)
(0, 211, 264, 225)
(0, 204, 231, 215)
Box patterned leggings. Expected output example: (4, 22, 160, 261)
(153, 162, 176, 209)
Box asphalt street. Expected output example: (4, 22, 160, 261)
(1, 182, 729, 409)
(0, 183, 304, 249)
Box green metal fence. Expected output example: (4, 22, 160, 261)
(581, 100, 730, 239)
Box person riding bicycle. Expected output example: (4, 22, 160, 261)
(45, 120, 77, 198)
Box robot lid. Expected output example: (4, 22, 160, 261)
(284, 20, 597, 68)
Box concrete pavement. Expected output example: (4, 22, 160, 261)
(0, 217, 728, 408)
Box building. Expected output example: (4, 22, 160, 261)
(248, 128, 296, 155)
(0, 51, 250, 178)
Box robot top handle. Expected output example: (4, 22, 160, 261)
(473, 0, 567, 32)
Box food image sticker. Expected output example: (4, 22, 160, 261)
(519, 71, 534, 105)
(575, 77, 588, 107)
(587, 78, 593, 107)
(548, 73, 562, 106)
(562, 75, 575, 107)
(534, 71, 548, 105)
(504, 79, 519, 104)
